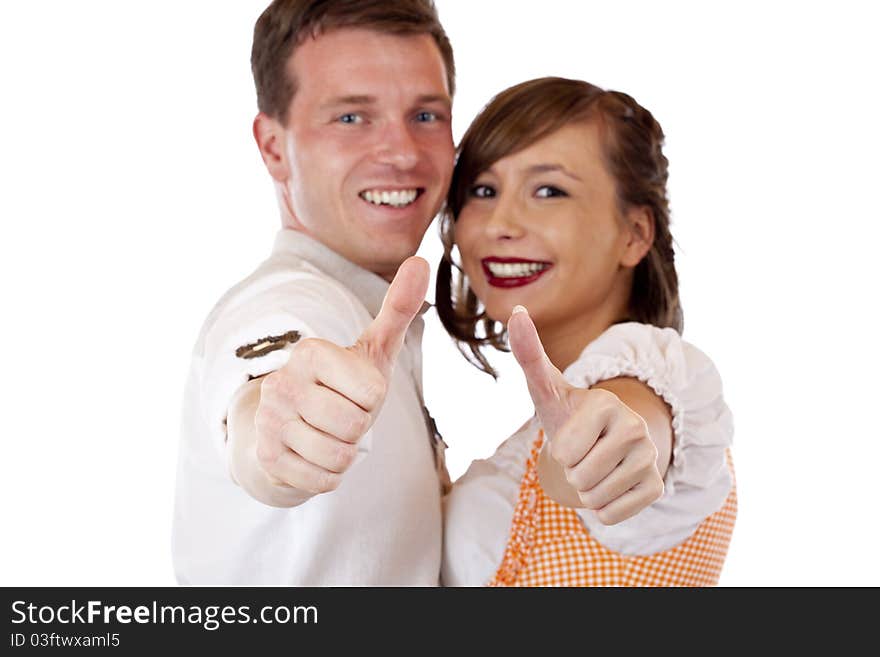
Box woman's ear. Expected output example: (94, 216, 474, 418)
(253, 112, 290, 183)
(621, 205, 655, 267)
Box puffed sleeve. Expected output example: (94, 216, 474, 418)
(561, 322, 734, 555)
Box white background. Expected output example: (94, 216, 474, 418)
(1, 1, 878, 586)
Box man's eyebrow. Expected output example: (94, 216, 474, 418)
(524, 163, 583, 181)
(320, 94, 452, 111)
(321, 95, 377, 109)
(415, 94, 452, 108)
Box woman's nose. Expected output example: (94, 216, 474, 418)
(484, 197, 527, 241)
(375, 122, 419, 171)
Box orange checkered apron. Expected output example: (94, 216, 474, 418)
(488, 432, 737, 587)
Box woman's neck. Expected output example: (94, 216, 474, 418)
(538, 279, 632, 372)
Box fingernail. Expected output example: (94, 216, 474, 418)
(512, 305, 528, 315)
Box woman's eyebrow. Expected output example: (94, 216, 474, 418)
(524, 163, 583, 181)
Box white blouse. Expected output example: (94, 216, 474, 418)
(441, 322, 734, 586)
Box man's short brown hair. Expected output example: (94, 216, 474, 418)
(251, 0, 455, 124)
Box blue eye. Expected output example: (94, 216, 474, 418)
(536, 185, 567, 198)
(338, 113, 363, 124)
(416, 111, 438, 122)
(470, 184, 495, 198)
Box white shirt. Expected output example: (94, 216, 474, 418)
(441, 323, 734, 586)
(173, 229, 443, 585)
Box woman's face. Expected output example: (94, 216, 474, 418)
(455, 121, 645, 335)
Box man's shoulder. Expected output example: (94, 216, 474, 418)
(194, 252, 365, 356)
(217, 253, 340, 312)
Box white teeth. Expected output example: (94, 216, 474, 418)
(361, 189, 418, 207)
(486, 262, 550, 278)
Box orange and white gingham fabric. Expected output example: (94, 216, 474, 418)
(488, 432, 737, 587)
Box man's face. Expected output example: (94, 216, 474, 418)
(275, 28, 454, 280)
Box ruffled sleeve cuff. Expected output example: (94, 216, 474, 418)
(560, 323, 733, 555)
(562, 322, 733, 497)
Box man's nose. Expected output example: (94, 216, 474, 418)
(375, 122, 420, 170)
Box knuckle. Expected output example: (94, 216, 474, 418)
(292, 338, 323, 372)
(628, 415, 649, 437)
(319, 471, 343, 493)
(651, 475, 666, 501)
(564, 465, 588, 492)
(646, 443, 660, 466)
(255, 438, 280, 470)
(266, 370, 298, 403)
(349, 410, 371, 440)
(596, 507, 619, 526)
(618, 418, 647, 447)
(290, 389, 317, 424)
(283, 377, 306, 407)
(295, 337, 319, 359)
(639, 443, 659, 470)
(260, 373, 280, 394)
(590, 387, 618, 408)
(362, 375, 388, 410)
(549, 440, 571, 466)
(333, 442, 358, 471)
(254, 406, 280, 438)
(578, 488, 600, 510)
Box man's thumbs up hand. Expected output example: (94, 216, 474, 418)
(253, 257, 429, 498)
(354, 256, 430, 378)
(508, 306, 665, 525)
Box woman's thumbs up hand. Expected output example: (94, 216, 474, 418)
(508, 306, 665, 525)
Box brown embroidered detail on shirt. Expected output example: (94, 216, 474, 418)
(235, 331, 301, 360)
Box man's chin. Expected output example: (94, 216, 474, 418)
(347, 240, 422, 280)
(375, 250, 423, 282)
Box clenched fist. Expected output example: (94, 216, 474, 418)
(507, 306, 669, 525)
(228, 256, 430, 507)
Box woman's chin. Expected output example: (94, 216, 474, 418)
(487, 302, 525, 325)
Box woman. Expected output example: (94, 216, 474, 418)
(438, 77, 736, 586)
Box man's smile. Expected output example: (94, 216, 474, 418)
(359, 188, 424, 208)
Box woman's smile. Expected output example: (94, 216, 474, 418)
(481, 256, 554, 288)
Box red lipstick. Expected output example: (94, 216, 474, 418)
(481, 257, 553, 288)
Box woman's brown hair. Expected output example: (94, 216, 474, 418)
(436, 77, 681, 377)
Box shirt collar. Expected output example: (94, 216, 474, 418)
(271, 228, 431, 320)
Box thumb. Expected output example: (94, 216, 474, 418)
(508, 305, 571, 436)
(356, 256, 430, 373)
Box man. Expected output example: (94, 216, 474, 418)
(172, 0, 456, 585)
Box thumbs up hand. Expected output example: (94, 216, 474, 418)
(508, 306, 666, 525)
(252, 256, 429, 498)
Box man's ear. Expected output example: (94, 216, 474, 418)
(621, 205, 655, 268)
(253, 112, 289, 183)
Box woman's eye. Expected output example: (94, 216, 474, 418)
(415, 111, 438, 123)
(338, 113, 363, 125)
(470, 184, 495, 198)
(535, 185, 567, 198)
